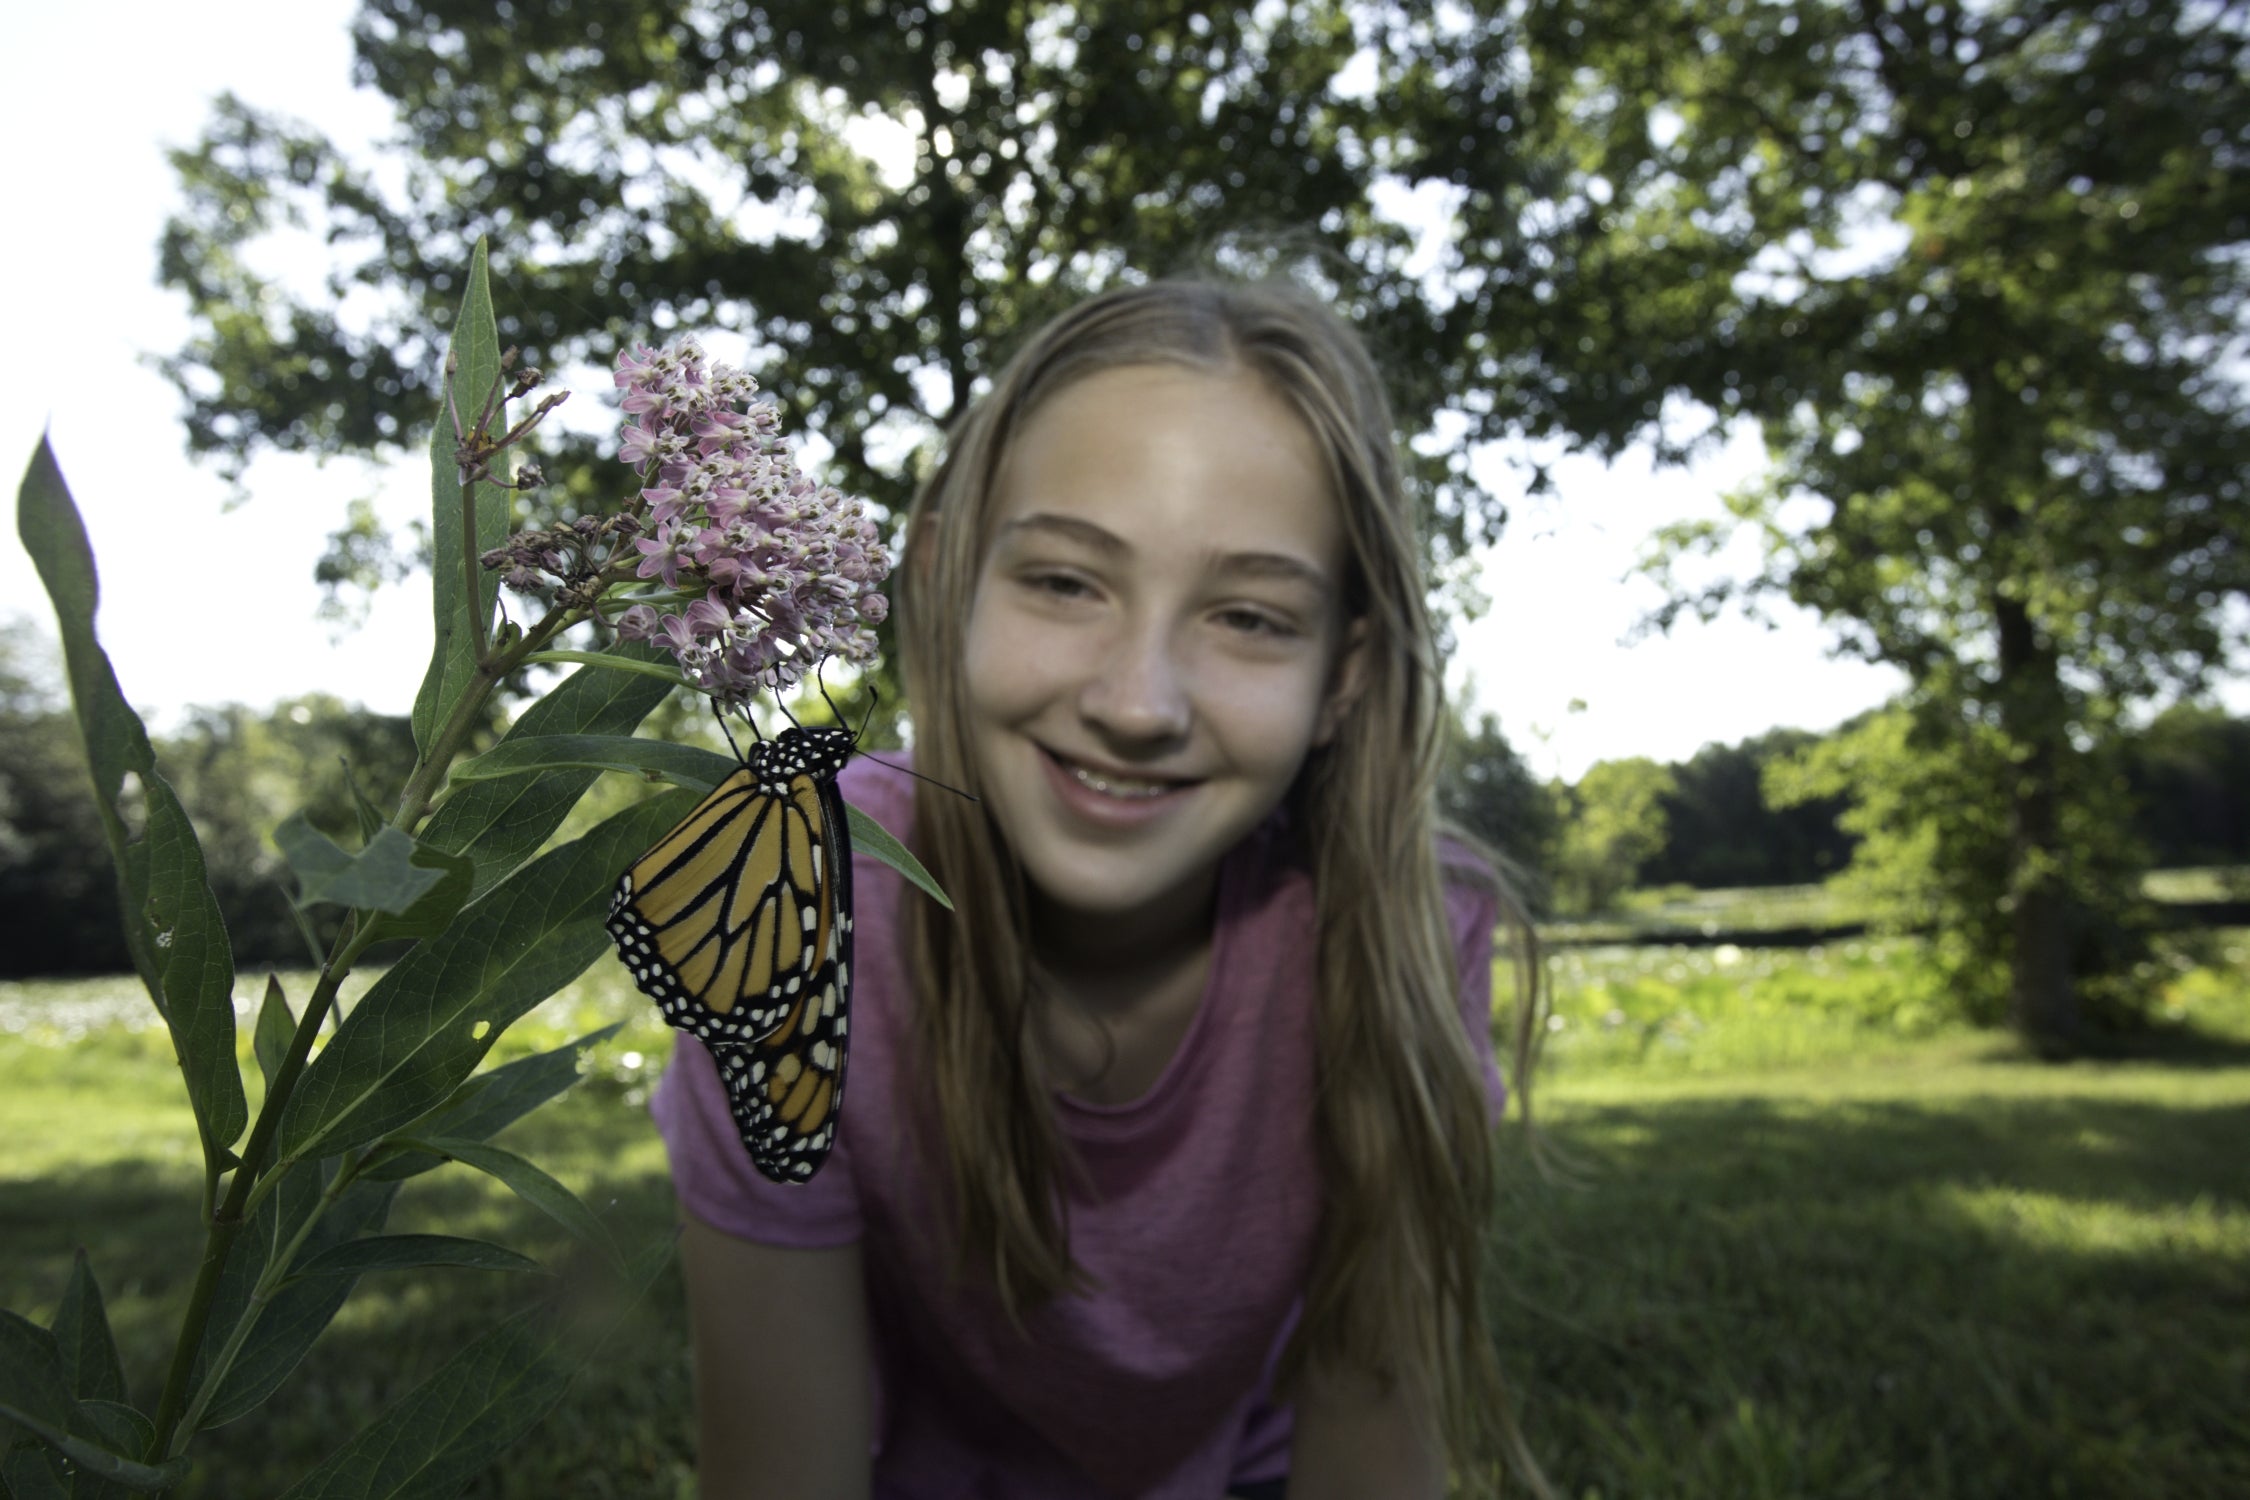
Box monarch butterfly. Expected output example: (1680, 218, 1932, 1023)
(606, 722, 857, 1184)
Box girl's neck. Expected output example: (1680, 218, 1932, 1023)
(1029, 870, 1219, 1103)
(1028, 867, 1217, 1019)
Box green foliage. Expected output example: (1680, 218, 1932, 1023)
(155, 0, 1578, 611)
(2128, 702, 2250, 869)
(3, 250, 711, 1497)
(1527, 0, 2250, 1045)
(1767, 706, 2157, 1026)
(1437, 708, 1559, 896)
(159, 697, 427, 967)
(0, 627, 130, 974)
(267, 1305, 578, 1500)
(1637, 726, 1856, 889)
(1543, 937, 1963, 1073)
(273, 793, 696, 1166)
(11, 236, 945, 1494)
(1552, 756, 1676, 916)
(412, 238, 512, 763)
(17, 439, 249, 1183)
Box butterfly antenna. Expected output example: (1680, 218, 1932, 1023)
(859, 750, 980, 805)
(711, 701, 747, 761)
(810, 660, 867, 737)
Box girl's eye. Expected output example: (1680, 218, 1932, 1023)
(1023, 570, 1095, 601)
(1216, 606, 1298, 639)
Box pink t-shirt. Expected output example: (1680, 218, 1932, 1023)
(651, 758, 1504, 1500)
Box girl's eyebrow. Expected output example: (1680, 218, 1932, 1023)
(995, 512, 1126, 556)
(1214, 551, 1333, 600)
(997, 511, 1333, 598)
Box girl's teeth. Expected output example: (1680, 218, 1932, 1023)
(1069, 762, 1171, 799)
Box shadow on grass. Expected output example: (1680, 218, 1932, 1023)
(1499, 1094, 2250, 1499)
(2075, 1020, 2250, 1069)
(1938, 1018, 2250, 1072)
(11, 1082, 2249, 1499)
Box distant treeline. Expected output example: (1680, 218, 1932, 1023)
(1440, 703, 2250, 914)
(5, 666, 2247, 973)
(1, 684, 423, 978)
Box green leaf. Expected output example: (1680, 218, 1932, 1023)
(410, 236, 509, 761)
(71, 1400, 157, 1499)
(405, 1139, 620, 1271)
(16, 441, 248, 1167)
(453, 734, 951, 907)
(519, 649, 697, 690)
(344, 764, 388, 847)
(272, 816, 475, 941)
(191, 1171, 400, 1431)
(13, 440, 156, 850)
(847, 802, 951, 911)
(50, 1253, 125, 1405)
(290, 1234, 543, 1280)
(453, 734, 735, 791)
(272, 1305, 573, 1500)
(0, 1311, 71, 1439)
(359, 1025, 623, 1184)
(358, 847, 476, 943)
(272, 817, 425, 907)
(418, 645, 678, 902)
(283, 891, 327, 971)
(277, 790, 698, 1163)
(0, 1314, 180, 1494)
(274, 819, 434, 914)
(254, 976, 295, 1090)
(0, 1443, 70, 1500)
(140, 774, 247, 1168)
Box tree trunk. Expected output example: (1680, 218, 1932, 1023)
(1994, 590, 2080, 1052)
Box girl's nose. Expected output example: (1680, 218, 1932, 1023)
(1079, 624, 1192, 744)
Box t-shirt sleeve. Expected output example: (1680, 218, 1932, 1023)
(1444, 879, 1509, 1125)
(649, 1031, 865, 1245)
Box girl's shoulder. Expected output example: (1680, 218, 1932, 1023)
(1434, 830, 1501, 893)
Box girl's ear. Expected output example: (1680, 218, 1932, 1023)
(1312, 617, 1370, 749)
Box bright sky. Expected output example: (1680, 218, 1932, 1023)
(13, 3, 2218, 783)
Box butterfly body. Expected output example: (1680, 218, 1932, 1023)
(607, 723, 856, 1183)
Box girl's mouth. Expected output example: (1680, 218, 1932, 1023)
(1040, 747, 1197, 814)
(1064, 760, 1176, 800)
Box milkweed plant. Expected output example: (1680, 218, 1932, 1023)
(4, 240, 935, 1496)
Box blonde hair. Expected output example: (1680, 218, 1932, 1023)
(894, 279, 1544, 1492)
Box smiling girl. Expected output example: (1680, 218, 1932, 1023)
(652, 280, 1541, 1498)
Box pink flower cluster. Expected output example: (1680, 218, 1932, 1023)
(608, 339, 890, 705)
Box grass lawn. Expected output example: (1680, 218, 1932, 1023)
(4, 936, 2247, 1498)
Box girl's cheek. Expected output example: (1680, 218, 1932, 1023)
(963, 596, 1058, 714)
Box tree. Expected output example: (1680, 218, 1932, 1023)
(1551, 756, 1676, 916)
(160, 0, 1564, 599)
(160, 696, 422, 965)
(1637, 727, 1855, 889)
(1437, 708, 1558, 899)
(0, 624, 128, 975)
(0, 642, 432, 976)
(2126, 702, 2250, 870)
(1516, 0, 2250, 1047)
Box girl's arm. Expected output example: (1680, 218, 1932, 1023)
(680, 1215, 874, 1500)
(1284, 1363, 1446, 1500)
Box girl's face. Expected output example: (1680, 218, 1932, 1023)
(963, 363, 1364, 931)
